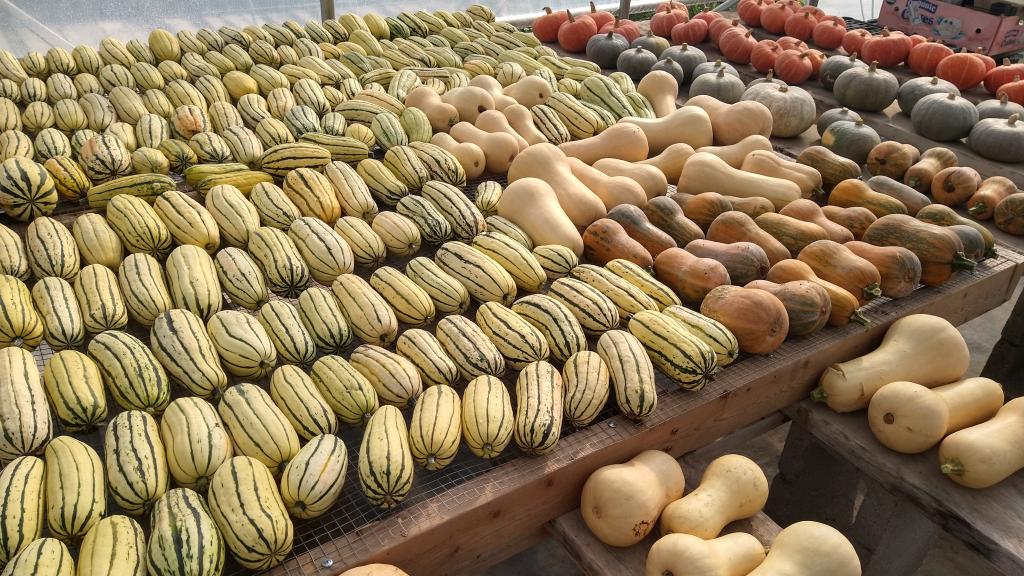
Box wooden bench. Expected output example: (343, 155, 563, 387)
(547, 415, 786, 575)
(767, 400, 1024, 576)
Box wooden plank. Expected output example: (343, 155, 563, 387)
(786, 400, 1024, 576)
(269, 250, 1023, 576)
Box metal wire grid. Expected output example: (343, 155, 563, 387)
(842, 17, 884, 34)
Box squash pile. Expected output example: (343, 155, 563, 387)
(815, 314, 1023, 489)
(580, 450, 862, 576)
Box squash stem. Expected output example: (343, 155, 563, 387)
(863, 284, 882, 300)
(810, 387, 828, 402)
(985, 247, 999, 259)
(810, 187, 828, 202)
(850, 310, 870, 326)
(940, 459, 965, 476)
(952, 253, 977, 272)
(967, 202, 986, 216)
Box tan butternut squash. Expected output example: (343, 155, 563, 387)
(660, 454, 769, 538)
(699, 286, 789, 354)
(939, 397, 1024, 488)
(405, 86, 459, 132)
(581, 450, 685, 546)
(779, 200, 854, 242)
(643, 197, 704, 246)
(745, 279, 832, 337)
(449, 122, 519, 174)
(466, 75, 517, 110)
(431, 133, 486, 179)
(679, 153, 801, 209)
(637, 70, 679, 118)
(821, 205, 876, 240)
(592, 159, 668, 199)
(686, 239, 770, 285)
(741, 150, 824, 199)
(441, 85, 495, 122)
(678, 192, 731, 231)
(968, 176, 1017, 220)
(723, 196, 775, 218)
(767, 259, 866, 327)
(558, 123, 649, 164)
(684, 96, 773, 145)
(706, 211, 790, 264)
(502, 104, 548, 146)
(606, 204, 677, 257)
(646, 533, 766, 576)
(621, 106, 713, 154)
(654, 247, 731, 307)
(796, 145, 862, 192)
(828, 178, 909, 217)
(496, 177, 584, 255)
(865, 175, 931, 216)
(814, 314, 970, 412)
(697, 135, 772, 168)
(474, 110, 529, 152)
(638, 143, 694, 183)
(904, 146, 958, 192)
(568, 158, 647, 210)
(508, 143, 606, 228)
(747, 522, 860, 576)
(868, 377, 1004, 454)
(798, 239, 882, 304)
(502, 76, 552, 108)
(339, 564, 409, 576)
(844, 241, 921, 298)
(754, 212, 829, 255)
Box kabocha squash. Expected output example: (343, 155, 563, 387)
(706, 211, 791, 264)
(821, 119, 880, 165)
(745, 279, 831, 337)
(767, 259, 866, 327)
(580, 450, 684, 547)
(819, 55, 866, 91)
(642, 197, 704, 247)
(833, 62, 898, 112)
(798, 239, 882, 304)
(660, 454, 769, 538)
(866, 175, 931, 216)
(586, 32, 629, 69)
(905, 147, 958, 192)
(606, 204, 677, 257)
(646, 533, 766, 576)
(617, 47, 658, 82)
(740, 83, 815, 138)
(698, 135, 773, 169)
(977, 94, 1024, 120)
(497, 177, 584, 255)
(968, 176, 1017, 220)
(621, 106, 713, 153)
(815, 314, 970, 412)
(796, 145, 860, 192)
(678, 153, 801, 209)
(829, 178, 908, 217)
(968, 113, 1024, 163)
(995, 193, 1024, 235)
(862, 214, 975, 286)
(754, 212, 829, 255)
(684, 96, 773, 146)
(740, 149, 823, 199)
(507, 144, 606, 229)
(911, 93, 978, 142)
(654, 248, 731, 307)
(690, 68, 745, 103)
(747, 522, 860, 576)
(845, 242, 922, 298)
(583, 219, 653, 268)
(779, 199, 854, 242)
(898, 76, 960, 116)
(699, 285, 788, 354)
(868, 377, 1004, 454)
(938, 397, 1024, 488)
(916, 204, 997, 259)
(685, 239, 770, 285)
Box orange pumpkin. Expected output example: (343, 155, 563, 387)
(760, 3, 794, 34)
(812, 18, 847, 50)
(907, 41, 953, 76)
(797, 5, 827, 21)
(984, 59, 1024, 95)
(860, 29, 910, 68)
(974, 51, 996, 72)
(720, 29, 756, 64)
(805, 49, 825, 79)
(776, 36, 808, 51)
(936, 51, 987, 90)
(909, 34, 927, 46)
(775, 50, 813, 85)
(599, 18, 641, 43)
(651, 7, 689, 38)
(751, 40, 782, 73)
(693, 11, 724, 25)
(672, 20, 708, 45)
(657, 0, 689, 10)
(587, 1, 615, 29)
(558, 11, 598, 53)
(997, 76, 1024, 105)
(842, 29, 872, 56)
(532, 8, 568, 43)
(784, 12, 818, 41)
(709, 18, 744, 45)
(738, 0, 767, 27)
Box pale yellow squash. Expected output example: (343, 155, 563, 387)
(405, 86, 459, 132)
(660, 454, 769, 539)
(507, 143, 606, 228)
(639, 143, 694, 184)
(939, 397, 1024, 488)
(339, 564, 410, 576)
(502, 104, 548, 145)
(568, 158, 647, 210)
(502, 76, 552, 108)
(441, 85, 495, 122)
(677, 153, 801, 209)
(475, 110, 529, 152)
(467, 75, 517, 110)
(621, 107, 713, 154)
(697, 135, 773, 169)
(747, 521, 860, 576)
(431, 133, 486, 179)
(592, 158, 669, 200)
(637, 70, 679, 118)
(449, 121, 519, 174)
(496, 178, 584, 255)
(558, 123, 649, 164)
(646, 532, 766, 576)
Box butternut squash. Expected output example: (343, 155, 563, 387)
(699, 286, 789, 354)
(828, 178, 908, 217)
(568, 158, 647, 210)
(968, 176, 1017, 220)
(449, 121, 519, 174)
(916, 204, 997, 259)
(679, 153, 801, 209)
(502, 104, 549, 146)
(431, 133, 486, 179)
(583, 218, 654, 268)
(654, 247, 731, 307)
(844, 241, 921, 299)
(496, 177, 584, 255)
(938, 397, 1024, 488)
(643, 197, 704, 246)
(621, 106, 714, 153)
(697, 135, 772, 169)
(581, 450, 685, 546)
(866, 140, 918, 180)
(798, 239, 882, 304)
(339, 565, 409, 576)
(865, 175, 931, 216)
(767, 259, 866, 327)
(502, 76, 552, 108)
(474, 110, 529, 152)
(660, 454, 769, 538)
(754, 212, 829, 255)
(814, 314, 970, 412)
(745, 279, 831, 337)
(441, 85, 496, 122)
(931, 166, 982, 207)
(646, 533, 766, 576)
(779, 199, 854, 243)
(796, 145, 862, 192)
(638, 143, 694, 183)
(466, 75, 517, 110)
(606, 204, 677, 257)
(741, 149, 824, 199)
(405, 86, 459, 132)
(508, 143, 606, 228)
(706, 211, 790, 264)
(862, 214, 975, 286)
(904, 147, 957, 192)
(679, 192, 731, 232)
(684, 95, 774, 145)
(637, 70, 679, 118)
(723, 196, 775, 218)
(685, 239, 770, 286)
(821, 205, 876, 240)
(747, 522, 860, 576)
(558, 123, 649, 164)
(868, 377, 1004, 454)
(592, 158, 668, 199)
